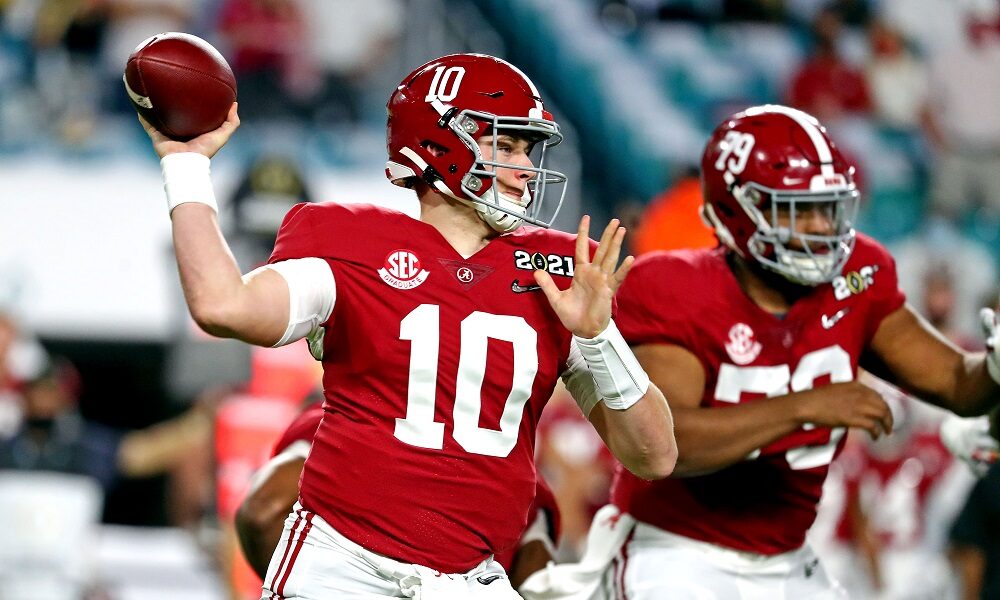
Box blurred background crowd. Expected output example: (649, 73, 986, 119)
(0, 0, 998, 598)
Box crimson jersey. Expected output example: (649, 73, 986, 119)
(612, 234, 905, 555)
(269, 400, 561, 572)
(269, 202, 582, 573)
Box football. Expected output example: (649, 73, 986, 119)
(124, 32, 237, 141)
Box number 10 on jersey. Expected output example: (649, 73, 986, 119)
(394, 304, 539, 458)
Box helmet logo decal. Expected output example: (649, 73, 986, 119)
(725, 323, 762, 365)
(379, 249, 431, 290)
(714, 131, 755, 177)
(424, 66, 466, 103)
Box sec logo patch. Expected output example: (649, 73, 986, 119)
(379, 249, 430, 290)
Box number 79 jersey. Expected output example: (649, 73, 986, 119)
(612, 235, 905, 555)
(268, 202, 582, 573)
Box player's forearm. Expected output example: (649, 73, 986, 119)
(670, 394, 806, 476)
(914, 353, 999, 417)
(234, 457, 304, 579)
(948, 354, 1000, 416)
(118, 406, 213, 477)
(234, 504, 285, 580)
(597, 386, 677, 480)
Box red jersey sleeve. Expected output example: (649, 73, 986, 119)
(615, 251, 700, 348)
(268, 202, 326, 264)
(852, 234, 906, 343)
(271, 403, 324, 457)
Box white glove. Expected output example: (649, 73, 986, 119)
(940, 414, 999, 477)
(518, 505, 634, 600)
(982, 307, 1000, 385)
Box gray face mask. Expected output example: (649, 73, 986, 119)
(737, 182, 860, 286)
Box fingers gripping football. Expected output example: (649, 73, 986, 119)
(139, 103, 240, 160)
(534, 216, 634, 339)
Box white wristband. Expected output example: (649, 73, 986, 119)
(161, 152, 218, 214)
(573, 319, 650, 411)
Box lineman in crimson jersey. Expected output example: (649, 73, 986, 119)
(236, 403, 564, 591)
(599, 105, 1000, 599)
(136, 52, 676, 599)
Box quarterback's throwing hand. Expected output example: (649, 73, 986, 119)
(534, 216, 634, 339)
(139, 102, 240, 160)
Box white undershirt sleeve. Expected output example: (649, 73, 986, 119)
(561, 344, 603, 417)
(243, 258, 336, 350)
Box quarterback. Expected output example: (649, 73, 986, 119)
(137, 53, 676, 599)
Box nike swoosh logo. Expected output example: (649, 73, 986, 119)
(511, 280, 541, 293)
(477, 575, 502, 585)
(821, 308, 849, 329)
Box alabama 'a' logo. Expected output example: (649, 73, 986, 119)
(379, 249, 430, 290)
(725, 323, 762, 365)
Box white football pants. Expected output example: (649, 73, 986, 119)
(610, 522, 848, 600)
(261, 503, 522, 599)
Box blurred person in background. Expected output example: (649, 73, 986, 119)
(529, 104, 1000, 599)
(787, 5, 872, 123)
(217, 0, 309, 121)
(296, 0, 403, 125)
(534, 387, 616, 560)
(0, 310, 46, 437)
(138, 52, 676, 598)
(893, 217, 997, 342)
(921, 0, 1000, 222)
(235, 401, 563, 593)
(630, 166, 716, 255)
(826, 387, 972, 599)
(227, 153, 315, 271)
(0, 355, 216, 500)
(30, 0, 109, 142)
(864, 19, 928, 132)
(0, 313, 20, 435)
(720, 0, 787, 23)
(917, 262, 983, 350)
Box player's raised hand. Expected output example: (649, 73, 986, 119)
(139, 102, 240, 160)
(534, 216, 635, 339)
